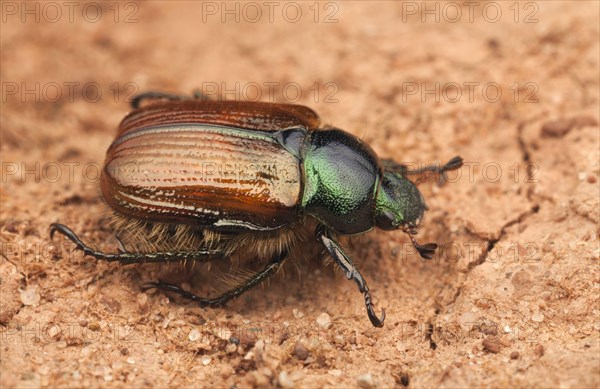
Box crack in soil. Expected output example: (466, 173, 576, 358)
(517, 113, 548, 201)
(520, 119, 598, 226)
(425, 118, 544, 353)
(468, 204, 540, 272)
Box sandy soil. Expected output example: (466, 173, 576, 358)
(1, 1, 599, 388)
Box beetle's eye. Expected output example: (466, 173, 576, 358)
(376, 210, 397, 231)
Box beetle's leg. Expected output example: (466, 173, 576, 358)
(383, 156, 463, 184)
(316, 226, 385, 327)
(142, 249, 289, 307)
(50, 223, 222, 264)
(131, 91, 191, 109)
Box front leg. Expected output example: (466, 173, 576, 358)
(316, 226, 385, 327)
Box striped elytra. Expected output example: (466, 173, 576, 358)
(101, 101, 319, 231)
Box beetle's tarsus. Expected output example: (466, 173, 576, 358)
(367, 306, 386, 328)
(50, 223, 93, 255)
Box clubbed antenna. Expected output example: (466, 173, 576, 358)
(407, 231, 438, 260)
(414, 155, 464, 185)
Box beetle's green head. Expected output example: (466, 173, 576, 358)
(375, 172, 427, 231)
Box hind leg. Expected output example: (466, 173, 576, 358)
(143, 249, 289, 306)
(50, 223, 223, 264)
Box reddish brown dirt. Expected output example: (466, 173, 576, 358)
(1, 2, 599, 388)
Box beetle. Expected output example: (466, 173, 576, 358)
(50, 91, 463, 327)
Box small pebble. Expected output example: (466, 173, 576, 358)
(20, 287, 40, 306)
(316, 312, 332, 329)
(234, 328, 257, 348)
(201, 356, 211, 366)
(220, 364, 234, 379)
(510, 351, 519, 360)
(293, 341, 309, 360)
(357, 373, 375, 389)
(541, 118, 573, 138)
(137, 293, 148, 308)
(189, 329, 201, 342)
(534, 344, 545, 357)
(329, 369, 342, 377)
(278, 371, 295, 389)
(482, 336, 501, 353)
(226, 343, 237, 354)
(47, 325, 61, 339)
(531, 312, 544, 322)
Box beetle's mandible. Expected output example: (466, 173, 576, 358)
(50, 91, 463, 327)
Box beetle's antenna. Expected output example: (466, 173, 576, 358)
(411, 156, 464, 186)
(407, 232, 437, 260)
